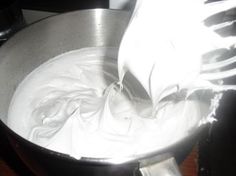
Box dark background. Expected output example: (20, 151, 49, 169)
(19, 0, 109, 12)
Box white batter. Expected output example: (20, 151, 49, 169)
(7, 47, 208, 160)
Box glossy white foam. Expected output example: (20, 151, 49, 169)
(8, 47, 207, 160)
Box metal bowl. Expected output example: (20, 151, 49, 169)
(0, 9, 204, 176)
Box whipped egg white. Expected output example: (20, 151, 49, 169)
(7, 47, 207, 160)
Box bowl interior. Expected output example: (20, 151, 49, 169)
(0, 9, 129, 124)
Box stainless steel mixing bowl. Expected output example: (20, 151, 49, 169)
(0, 9, 204, 176)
